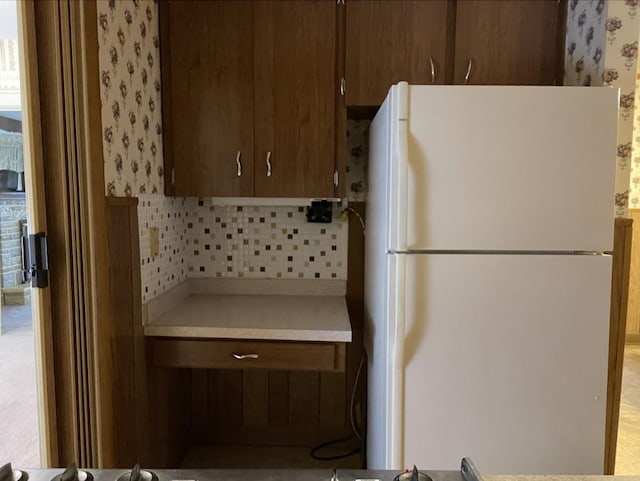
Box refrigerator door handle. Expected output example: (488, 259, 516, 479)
(390, 252, 407, 469)
(395, 82, 410, 251)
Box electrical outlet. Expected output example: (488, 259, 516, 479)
(306, 200, 332, 223)
(149, 226, 159, 257)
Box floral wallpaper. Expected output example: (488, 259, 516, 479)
(97, 0, 164, 196)
(604, 0, 640, 216)
(564, 0, 607, 86)
(346, 119, 370, 202)
(631, 61, 640, 207)
(565, 0, 640, 217)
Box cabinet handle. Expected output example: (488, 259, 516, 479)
(266, 151, 272, 177)
(463, 58, 473, 85)
(340, 77, 346, 96)
(236, 151, 242, 177)
(232, 353, 259, 360)
(429, 57, 436, 84)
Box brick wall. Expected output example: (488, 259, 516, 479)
(0, 195, 26, 288)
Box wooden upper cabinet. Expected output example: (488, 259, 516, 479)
(453, 0, 562, 85)
(161, 0, 254, 197)
(253, 1, 337, 198)
(161, 1, 338, 198)
(345, 0, 449, 106)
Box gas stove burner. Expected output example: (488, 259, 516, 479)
(12, 470, 28, 481)
(393, 466, 433, 481)
(1, 463, 28, 481)
(115, 470, 157, 481)
(50, 470, 93, 481)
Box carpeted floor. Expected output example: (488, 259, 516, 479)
(616, 344, 640, 474)
(0, 304, 39, 468)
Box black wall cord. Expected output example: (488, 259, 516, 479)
(309, 354, 366, 461)
(310, 206, 367, 462)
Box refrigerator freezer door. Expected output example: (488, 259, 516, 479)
(396, 86, 617, 252)
(400, 253, 611, 474)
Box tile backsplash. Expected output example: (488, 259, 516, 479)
(138, 197, 348, 302)
(138, 195, 193, 302)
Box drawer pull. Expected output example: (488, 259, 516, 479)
(236, 151, 242, 177)
(266, 151, 272, 177)
(463, 58, 473, 84)
(232, 352, 259, 360)
(429, 56, 436, 84)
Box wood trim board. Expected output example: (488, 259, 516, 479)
(17, 0, 58, 467)
(604, 217, 633, 474)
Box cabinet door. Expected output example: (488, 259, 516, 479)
(346, 0, 449, 106)
(253, 1, 337, 198)
(161, 1, 254, 196)
(453, 0, 561, 85)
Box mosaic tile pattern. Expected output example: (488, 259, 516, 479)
(139, 199, 348, 301)
(187, 201, 348, 280)
(138, 195, 194, 302)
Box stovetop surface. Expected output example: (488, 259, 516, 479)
(13, 468, 466, 481)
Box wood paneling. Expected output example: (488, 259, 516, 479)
(335, 0, 346, 198)
(253, 0, 336, 198)
(107, 198, 192, 468)
(453, 0, 561, 85)
(191, 368, 349, 447)
(243, 370, 269, 427)
(107, 198, 141, 466)
(345, 1, 449, 106)
(161, 0, 254, 197)
(605, 218, 633, 474)
(626, 210, 640, 339)
(268, 371, 289, 427)
(346, 203, 365, 330)
(345, 203, 366, 457)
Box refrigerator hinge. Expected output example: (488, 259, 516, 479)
(171, 168, 175, 186)
(28, 232, 48, 289)
(333, 169, 339, 187)
(340, 77, 346, 96)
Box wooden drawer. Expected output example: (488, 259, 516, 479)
(150, 338, 346, 372)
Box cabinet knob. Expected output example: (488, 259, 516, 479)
(266, 151, 272, 177)
(464, 58, 473, 85)
(429, 57, 436, 84)
(232, 353, 260, 360)
(236, 151, 242, 177)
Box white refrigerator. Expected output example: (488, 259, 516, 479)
(364, 83, 618, 474)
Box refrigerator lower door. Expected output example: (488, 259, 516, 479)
(400, 253, 611, 474)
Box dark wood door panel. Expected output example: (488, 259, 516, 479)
(162, 0, 254, 196)
(346, 0, 449, 106)
(253, 0, 336, 198)
(453, 0, 560, 85)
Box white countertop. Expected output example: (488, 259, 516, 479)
(143, 279, 352, 342)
